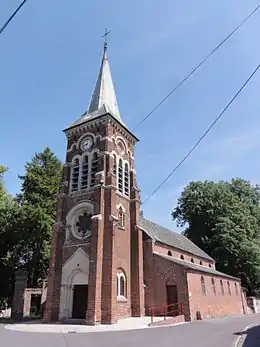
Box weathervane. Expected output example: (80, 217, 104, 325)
(103, 28, 111, 51)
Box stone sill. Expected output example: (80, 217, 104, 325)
(117, 296, 127, 303)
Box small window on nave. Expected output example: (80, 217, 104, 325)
(167, 250, 172, 256)
(211, 278, 216, 295)
(117, 269, 126, 299)
(227, 281, 231, 296)
(235, 282, 238, 296)
(191, 258, 194, 263)
(180, 255, 184, 260)
(220, 280, 224, 296)
(201, 276, 206, 296)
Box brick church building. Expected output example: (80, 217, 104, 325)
(43, 43, 246, 325)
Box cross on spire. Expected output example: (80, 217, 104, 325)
(103, 28, 111, 52)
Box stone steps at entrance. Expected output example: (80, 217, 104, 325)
(148, 314, 186, 327)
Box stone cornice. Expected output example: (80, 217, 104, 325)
(64, 114, 138, 145)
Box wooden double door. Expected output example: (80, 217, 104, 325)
(72, 284, 88, 319)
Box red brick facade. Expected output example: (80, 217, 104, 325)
(43, 115, 145, 324)
(43, 114, 245, 324)
(43, 49, 245, 325)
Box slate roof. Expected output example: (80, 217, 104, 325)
(65, 46, 127, 131)
(139, 217, 214, 261)
(154, 252, 239, 280)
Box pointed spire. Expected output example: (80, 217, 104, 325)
(87, 41, 121, 122)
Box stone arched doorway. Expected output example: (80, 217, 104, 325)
(59, 248, 89, 320)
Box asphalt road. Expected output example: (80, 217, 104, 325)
(1, 314, 260, 347)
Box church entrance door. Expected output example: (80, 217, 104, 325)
(72, 284, 88, 319)
(166, 285, 178, 316)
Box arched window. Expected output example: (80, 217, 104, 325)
(220, 280, 224, 295)
(180, 255, 184, 260)
(90, 153, 98, 187)
(235, 282, 238, 296)
(200, 260, 203, 265)
(118, 206, 125, 229)
(191, 258, 194, 263)
(227, 281, 231, 295)
(117, 270, 126, 298)
(209, 263, 212, 268)
(167, 250, 172, 256)
(124, 163, 129, 197)
(113, 154, 117, 176)
(71, 158, 80, 191)
(118, 159, 123, 193)
(81, 155, 89, 189)
(201, 276, 206, 296)
(211, 278, 216, 295)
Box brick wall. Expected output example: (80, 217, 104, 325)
(187, 271, 243, 320)
(154, 242, 215, 268)
(151, 254, 190, 321)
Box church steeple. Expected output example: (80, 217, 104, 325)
(66, 41, 124, 131)
(87, 44, 121, 122)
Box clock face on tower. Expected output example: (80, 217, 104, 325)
(81, 137, 93, 151)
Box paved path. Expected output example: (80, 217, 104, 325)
(1, 314, 260, 347)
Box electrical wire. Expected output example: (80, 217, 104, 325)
(142, 63, 260, 205)
(133, 4, 260, 131)
(0, 0, 28, 36)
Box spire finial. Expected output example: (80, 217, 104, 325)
(102, 28, 111, 52)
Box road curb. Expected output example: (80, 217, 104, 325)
(232, 324, 254, 347)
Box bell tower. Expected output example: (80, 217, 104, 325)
(43, 43, 144, 324)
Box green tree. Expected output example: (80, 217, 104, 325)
(14, 147, 62, 287)
(0, 166, 18, 308)
(172, 179, 260, 296)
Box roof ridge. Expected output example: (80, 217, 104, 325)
(141, 216, 180, 236)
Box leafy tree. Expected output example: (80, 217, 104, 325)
(13, 147, 62, 287)
(0, 166, 18, 308)
(172, 179, 260, 296)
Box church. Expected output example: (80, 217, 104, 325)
(43, 42, 246, 325)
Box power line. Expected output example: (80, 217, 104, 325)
(142, 63, 260, 205)
(0, 0, 28, 36)
(133, 4, 260, 131)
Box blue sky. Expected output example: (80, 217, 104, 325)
(1, 0, 260, 231)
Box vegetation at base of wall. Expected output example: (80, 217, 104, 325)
(0, 148, 62, 308)
(173, 179, 260, 296)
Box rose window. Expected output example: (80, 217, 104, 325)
(75, 211, 92, 238)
